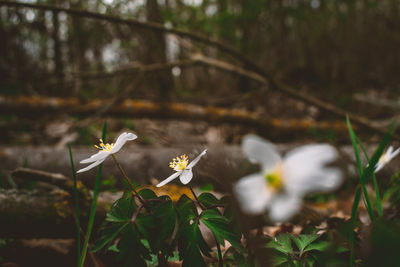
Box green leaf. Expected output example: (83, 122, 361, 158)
(347, 116, 375, 221)
(269, 249, 294, 266)
(303, 241, 330, 252)
(201, 209, 228, 222)
(138, 188, 158, 200)
(291, 234, 320, 252)
(106, 195, 136, 222)
(91, 222, 129, 253)
(178, 221, 210, 267)
(198, 192, 220, 208)
(200, 210, 243, 251)
(116, 225, 151, 267)
(153, 200, 177, 247)
(176, 194, 198, 224)
(267, 234, 293, 254)
(107, 244, 119, 252)
(360, 121, 396, 185)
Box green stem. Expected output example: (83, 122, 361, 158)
(189, 185, 206, 210)
(78, 122, 107, 267)
(68, 145, 81, 264)
(189, 186, 223, 266)
(111, 154, 144, 204)
(349, 185, 362, 267)
(78, 162, 103, 267)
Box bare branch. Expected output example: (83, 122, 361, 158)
(0, 1, 392, 138)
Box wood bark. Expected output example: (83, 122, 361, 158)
(0, 95, 349, 134)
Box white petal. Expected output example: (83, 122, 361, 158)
(187, 149, 207, 169)
(389, 147, 400, 161)
(269, 195, 301, 222)
(375, 162, 384, 173)
(284, 144, 338, 167)
(80, 150, 109, 164)
(156, 171, 181, 187)
(179, 169, 193, 184)
(387, 146, 394, 155)
(241, 135, 281, 170)
(283, 144, 342, 196)
(110, 132, 137, 153)
(234, 173, 271, 215)
(77, 158, 106, 173)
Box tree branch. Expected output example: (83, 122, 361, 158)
(0, 1, 393, 138)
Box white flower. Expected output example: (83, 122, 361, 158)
(77, 132, 137, 173)
(156, 149, 207, 187)
(375, 146, 400, 173)
(234, 135, 342, 222)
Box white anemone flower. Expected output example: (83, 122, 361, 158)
(156, 149, 207, 187)
(375, 146, 400, 173)
(234, 135, 342, 222)
(77, 132, 137, 173)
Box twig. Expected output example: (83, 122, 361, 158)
(75, 59, 198, 80)
(131, 202, 145, 223)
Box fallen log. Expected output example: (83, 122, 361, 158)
(0, 95, 349, 134)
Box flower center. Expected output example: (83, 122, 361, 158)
(94, 139, 114, 152)
(169, 154, 189, 171)
(264, 165, 283, 191)
(378, 153, 388, 165)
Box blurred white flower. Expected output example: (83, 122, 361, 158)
(375, 146, 400, 173)
(156, 149, 207, 187)
(234, 135, 342, 222)
(77, 132, 137, 173)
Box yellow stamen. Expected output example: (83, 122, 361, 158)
(169, 154, 189, 171)
(95, 139, 114, 152)
(264, 164, 283, 191)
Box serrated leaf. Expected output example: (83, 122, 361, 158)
(135, 215, 156, 243)
(176, 194, 198, 224)
(138, 188, 158, 200)
(201, 209, 228, 222)
(291, 234, 320, 252)
(91, 222, 129, 253)
(107, 244, 120, 252)
(303, 241, 330, 252)
(269, 249, 294, 266)
(178, 221, 210, 267)
(200, 211, 243, 251)
(198, 192, 220, 208)
(267, 234, 293, 254)
(117, 224, 151, 267)
(153, 200, 177, 249)
(106, 195, 136, 222)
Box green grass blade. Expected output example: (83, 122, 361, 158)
(346, 116, 363, 176)
(79, 122, 107, 267)
(359, 121, 396, 185)
(346, 116, 375, 221)
(356, 136, 382, 217)
(68, 144, 81, 264)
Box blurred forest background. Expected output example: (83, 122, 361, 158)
(1, 0, 400, 266)
(1, 0, 400, 147)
